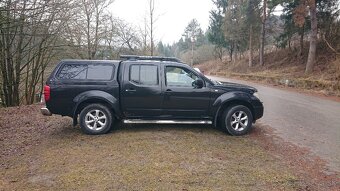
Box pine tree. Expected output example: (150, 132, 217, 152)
(208, 0, 229, 60)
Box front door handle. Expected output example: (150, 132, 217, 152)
(125, 89, 136, 92)
(166, 89, 172, 92)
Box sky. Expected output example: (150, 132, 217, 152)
(110, 0, 214, 44)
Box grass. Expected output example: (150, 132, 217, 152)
(1, 122, 302, 191)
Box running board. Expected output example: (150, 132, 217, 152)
(123, 119, 212, 125)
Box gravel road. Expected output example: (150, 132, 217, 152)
(209, 76, 340, 172)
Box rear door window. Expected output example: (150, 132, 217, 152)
(129, 65, 158, 86)
(130, 65, 140, 84)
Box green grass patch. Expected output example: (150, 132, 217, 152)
(1, 125, 302, 190)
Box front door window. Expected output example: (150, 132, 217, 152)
(165, 66, 200, 87)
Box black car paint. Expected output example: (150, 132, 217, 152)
(160, 63, 211, 119)
(46, 60, 120, 118)
(45, 59, 263, 126)
(120, 61, 163, 118)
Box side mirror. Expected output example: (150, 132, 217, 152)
(193, 79, 204, 89)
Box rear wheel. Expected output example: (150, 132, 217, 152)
(79, 104, 113, 135)
(221, 105, 253, 136)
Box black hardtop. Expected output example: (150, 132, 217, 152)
(60, 59, 120, 64)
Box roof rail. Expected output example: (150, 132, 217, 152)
(120, 55, 181, 63)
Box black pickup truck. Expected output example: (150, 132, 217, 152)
(41, 55, 263, 135)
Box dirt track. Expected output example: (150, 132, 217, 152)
(209, 75, 340, 172)
(0, 105, 339, 190)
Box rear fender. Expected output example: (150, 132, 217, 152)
(72, 90, 120, 126)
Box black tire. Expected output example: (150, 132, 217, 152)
(79, 104, 113, 135)
(221, 105, 253, 136)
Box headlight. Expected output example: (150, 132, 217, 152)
(253, 92, 260, 99)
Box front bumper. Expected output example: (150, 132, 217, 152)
(253, 105, 264, 120)
(41, 107, 52, 116)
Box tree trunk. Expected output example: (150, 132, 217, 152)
(13, 7, 27, 106)
(259, 0, 267, 66)
(40, 69, 44, 102)
(305, 0, 317, 74)
(249, 24, 253, 67)
(143, 17, 148, 54)
(4, 1, 14, 106)
(149, 0, 154, 56)
(216, 46, 223, 61)
(229, 42, 234, 62)
(86, 15, 92, 59)
(299, 25, 304, 57)
(93, 3, 100, 60)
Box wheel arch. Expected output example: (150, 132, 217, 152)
(214, 99, 255, 127)
(72, 91, 120, 126)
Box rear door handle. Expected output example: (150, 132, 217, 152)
(166, 89, 172, 92)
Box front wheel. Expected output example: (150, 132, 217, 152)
(221, 105, 253, 136)
(79, 104, 113, 135)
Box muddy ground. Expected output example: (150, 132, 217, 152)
(0, 104, 339, 190)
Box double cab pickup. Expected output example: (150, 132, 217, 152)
(41, 55, 263, 135)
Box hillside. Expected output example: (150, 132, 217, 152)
(197, 43, 340, 96)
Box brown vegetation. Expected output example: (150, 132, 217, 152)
(198, 42, 340, 96)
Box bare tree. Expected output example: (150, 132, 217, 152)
(142, 0, 162, 56)
(305, 0, 317, 74)
(101, 16, 141, 58)
(0, 0, 74, 106)
(259, 0, 267, 66)
(68, 0, 114, 60)
(116, 21, 140, 54)
(249, 24, 254, 67)
(141, 16, 149, 54)
(292, 0, 319, 74)
(149, 0, 155, 56)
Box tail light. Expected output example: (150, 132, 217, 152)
(44, 85, 51, 102)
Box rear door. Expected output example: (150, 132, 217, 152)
(120, 61, 163, 118)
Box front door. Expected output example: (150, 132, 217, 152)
(161, 65, 211, 119)
(121, 62, 162, 118)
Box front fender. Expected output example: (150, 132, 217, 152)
(72, 90, 120, 123)
(211, 91, 253, 126)
(212, 91, 252, 107)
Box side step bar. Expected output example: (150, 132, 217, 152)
(123, 119, 212, 125)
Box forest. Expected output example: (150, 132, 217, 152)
(0, 0, 339, 107)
